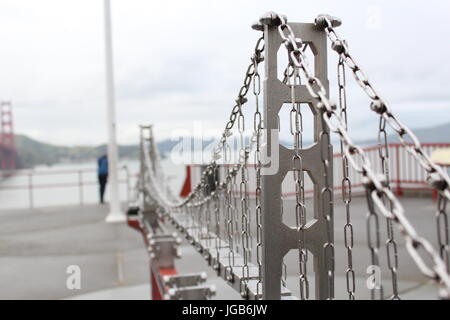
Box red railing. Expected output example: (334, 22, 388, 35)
(187, 143, 450, 199)
(331, 143, 450, 198)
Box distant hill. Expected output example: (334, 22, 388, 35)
(12, 122, 450, 168)
(14, 135, 215, 169)
(358, 122, 450, 146)
(15, 135, 140, 168)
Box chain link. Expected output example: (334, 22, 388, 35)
(253, 56, 264, 298)
(225, 168, 235, 281)
(378, 115, 401, 300)
(338, 57, 356, 300)
(288, 68, 310, 299)
(437, 194, 450, 272)
(366, 185, 384, 300)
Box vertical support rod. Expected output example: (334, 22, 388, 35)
(140, 126, 152, 214)
(104, 0, 125, 223)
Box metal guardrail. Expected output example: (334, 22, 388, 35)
(189, 143, 450, 199)
(0, 166, 132, 209)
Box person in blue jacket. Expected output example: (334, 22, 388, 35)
(97, 154, 108, 204)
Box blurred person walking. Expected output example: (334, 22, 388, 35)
(97, 154, 108, 204)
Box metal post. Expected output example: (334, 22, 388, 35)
(261, 20, 333, 299)
(140, 125, 160, 229)
(140, 126, 151, 211)
(103, 0, 125, 223)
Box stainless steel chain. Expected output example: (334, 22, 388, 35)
(320, 130, 335, 300)
(232, 173, 241, 254)
(316, 14, 450, 202)
(143, 37, 265, 211)
(213, 164, 221, 271)
(226, 168, 235, 281)
(205, 193, 212, 250)
(270, 12, 450, 298)
(253, 55, 263, 297)
(366, 184, 384, 300)
(378, 115, 401, 300)
(338, 57, 356, 300)
(239, 114, 251, 298)
(141, 12, 450, 300)
(288, 67, 310, 299)
(437, 194, 450, 272)
(275, 17, 335, 300)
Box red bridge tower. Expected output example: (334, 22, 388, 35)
(0, 101, 17, 170)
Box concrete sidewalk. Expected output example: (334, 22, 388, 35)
(0, 204, 238, 300)
(0, 205, 150, 300)
(0, 196, 443, 300)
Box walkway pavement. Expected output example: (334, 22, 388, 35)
(0, 196, 443, 300)
(0, 204, 149, 300)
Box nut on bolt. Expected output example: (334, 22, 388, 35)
(370, 100, 387, 115)
(331, 40, 347, 55)
(259, 11, 286, 27)
(315, 14, 342, 29)
(251, 21, 264, 31)
(427, 172, 448, 191)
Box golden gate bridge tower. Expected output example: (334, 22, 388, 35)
(0, 101, 17, 170)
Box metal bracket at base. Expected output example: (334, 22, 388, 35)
(164, 272, 216, 300)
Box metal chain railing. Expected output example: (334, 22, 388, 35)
(378, 114, 401, 300)
(134, 11, 450, 300)
(271, 12, 450, 298)
(338, 56, 356, 300)
(316, 14, 450, 202)
(138, 35, 266, 300)
(140, 36, 265, 212)
(287, 67, 310, 299)
(253, 55, 264, 297)
(437, 194, 450, 272)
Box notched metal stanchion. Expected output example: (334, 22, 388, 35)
(256, 12, 334, 300)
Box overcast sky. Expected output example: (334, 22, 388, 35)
(0, 0, 449, 146)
